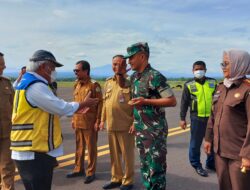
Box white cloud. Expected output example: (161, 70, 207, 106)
(52, 9, 70, 19)
(1, 0, 250, 75)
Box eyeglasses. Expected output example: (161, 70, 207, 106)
(73, 69, 80, 73)
(220, 62, 230, 69)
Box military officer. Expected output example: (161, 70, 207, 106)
(67, 60, 103, 184)
(123, 42, 177, 190)
(100, 55, 134, 190)
(0, 52, 15, 190)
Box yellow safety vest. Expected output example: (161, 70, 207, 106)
(10, 73, 62, 152)
(187, 79, 216, 117)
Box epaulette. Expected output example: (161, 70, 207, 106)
(185, 79, 195, 86)
(243, 78, 250, 86)
(105, 77, 113, 81)
(91, 79, 97, 83)
(0, 76, 11, 81)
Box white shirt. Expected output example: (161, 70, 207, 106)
(12, 79, 19, 89)
(12, 72, 79, 160)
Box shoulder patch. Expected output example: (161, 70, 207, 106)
(105, 77, 113, 81)
(243, 79, 250, 86)
(0, 76, 11, 81)
(91, 79, 97, 83)
(186, 80, 195, 86)
(95, 85, 101, 93)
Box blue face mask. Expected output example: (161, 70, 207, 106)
(194, 70, 205, 79)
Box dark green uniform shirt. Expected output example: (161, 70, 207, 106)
(130, 64, 174, 133)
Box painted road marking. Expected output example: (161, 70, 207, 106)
(14, 125, 190, 181)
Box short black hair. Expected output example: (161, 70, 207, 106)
(0, 52, 4, 57)
(22, 66, 26, 70)
(193, 60, 206, 69)
(112, 54, 124, 59)
(76, 60, 90, 75)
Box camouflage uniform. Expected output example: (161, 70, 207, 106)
(130, 64, 174, 190)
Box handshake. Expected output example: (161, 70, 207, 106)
(76, 92, 99, 114)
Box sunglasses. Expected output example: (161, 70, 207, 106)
(73, 69, 80, 73)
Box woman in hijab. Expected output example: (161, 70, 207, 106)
(204, 49, 250, 190)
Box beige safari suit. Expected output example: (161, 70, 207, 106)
(101, 76, 134, 185)
(72, 78, 102, 176)
(0, 76, 15, 190)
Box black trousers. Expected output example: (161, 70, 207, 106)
(15, 152, 56, 190)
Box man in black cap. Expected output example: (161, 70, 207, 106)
(122, 42, 177, 190)
(10, 50, 99, 190)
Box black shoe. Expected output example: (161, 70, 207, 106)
(206, 165, 216, 172)
(195, 166, 208, 177)
(84, 174, 95, 184)
(120, 184, 133, 190)
(103, 181, 122, 189)
(66, 171, 85, 178)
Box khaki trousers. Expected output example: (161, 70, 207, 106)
(215, 154, 250, 190)
(73, 128, 97, 176)
(0, 138, 15, 190)
(108, 131, 135, 185)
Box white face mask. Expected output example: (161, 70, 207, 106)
(50, 71, 57, 82)
(194, 70, 205, 79)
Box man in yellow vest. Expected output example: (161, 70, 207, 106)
(0, 52, 15, 190)
(10, 50, 99, 190)
(180, 61, 216, 177)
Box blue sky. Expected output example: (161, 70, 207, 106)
(1, 0, 250, 77)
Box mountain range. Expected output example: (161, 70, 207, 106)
(4, 64, 222, 79)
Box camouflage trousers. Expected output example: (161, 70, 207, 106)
(135, 130, 167, 190)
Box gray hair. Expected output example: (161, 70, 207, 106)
(26, 60, 47, 72)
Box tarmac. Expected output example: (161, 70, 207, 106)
(14, 87, 219, 190)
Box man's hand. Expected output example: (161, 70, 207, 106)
(179, 120, 187, 130)
(77, 92, 99, 112)
(128, 124, 135, 134)
(99, 122, 105, 131)
(241, 158, 250, 171)
(128, 97, 145, 106)
(94, 122, 99, 131)
(83, 91, 99, 107)
(71, 122, 75, 130)
(204, 141, 212, 155)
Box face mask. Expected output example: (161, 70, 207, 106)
(50, 71, 57, 82)
(194, 70, 205, 79)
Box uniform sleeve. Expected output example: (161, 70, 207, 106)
(101, 81, 107, 122)
(94, 82, 103, 123)
(180, 83, 190, 120)
(150, 72, 174, 98)
(239, 91, 250, 159)
(212, 79, 218, 95)
(205, 111, 214, 142)
(27, 82, 79, 116)
(125, 77, 131, 88)
(8, 80, 15, 106)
